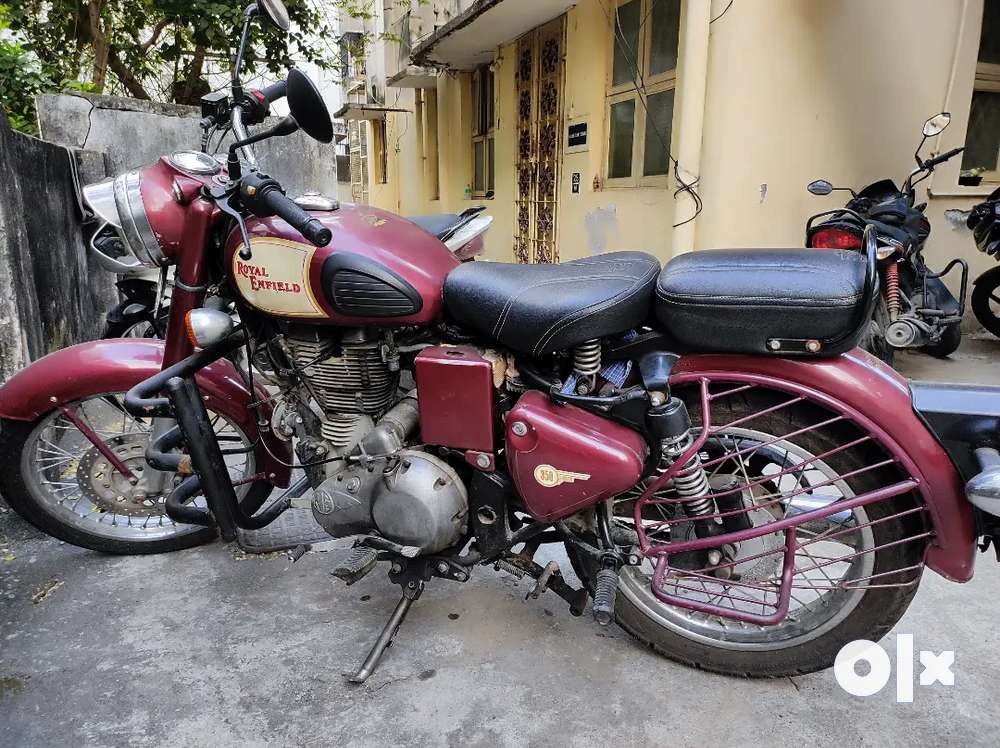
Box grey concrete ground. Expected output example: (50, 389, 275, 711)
(2, 338, 1000, 747)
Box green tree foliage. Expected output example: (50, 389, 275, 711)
(1, 0, 336, 133)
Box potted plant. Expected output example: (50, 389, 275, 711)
(961, 167, 986, 187)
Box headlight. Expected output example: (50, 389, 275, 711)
(82, 172, 167, 268)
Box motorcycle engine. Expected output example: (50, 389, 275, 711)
(284, 326, 469, 555)
(286, 326, 396, 453)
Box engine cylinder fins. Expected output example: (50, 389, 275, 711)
(321, 413, 373, 451)
(287, 334, 396, 415)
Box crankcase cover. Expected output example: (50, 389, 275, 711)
(372, 450, 468, 554)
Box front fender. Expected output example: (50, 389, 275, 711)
(0, 339, 292, 487)
(673, 348, 976, 583)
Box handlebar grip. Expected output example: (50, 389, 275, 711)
(925, 146, 964, 169)
(259, 188, 332, 247)
(258, 80, 287, 105)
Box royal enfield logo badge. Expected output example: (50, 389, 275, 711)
(232, 238, 326, 318)
(533, 464, 591, 488)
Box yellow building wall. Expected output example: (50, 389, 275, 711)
(367, 0, 995, 318)
(696, 0, 992, 323)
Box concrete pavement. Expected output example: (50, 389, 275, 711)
(2, 337, 1000, 747)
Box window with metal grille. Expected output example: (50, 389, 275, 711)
(472, 65, 495, 198)
(605, 0, 679, 188)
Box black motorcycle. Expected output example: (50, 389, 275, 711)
(805, 113, 967, 365)
(967, 186, 1000, 337)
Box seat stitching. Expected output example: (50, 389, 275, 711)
(491, 273, 639, 338)
(490, 259, 656, 338)
(532, 263, 658, 354)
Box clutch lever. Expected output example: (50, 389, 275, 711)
(210, 183, 254, 260)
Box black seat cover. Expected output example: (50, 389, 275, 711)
(444, 251, 660, 355)
(409, 214, 462, 239)
(655, 249, 869, 356)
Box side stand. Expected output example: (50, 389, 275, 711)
(344, 582, 423, 684)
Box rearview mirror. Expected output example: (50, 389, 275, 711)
(807, 179, 834, 196)
(923, 112, 951, 138)
(287, 68, 333, 143)
(259, 0, 290, 31)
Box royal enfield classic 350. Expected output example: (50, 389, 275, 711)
(1, 2, 999, 681)
(805, 113, 968, 365)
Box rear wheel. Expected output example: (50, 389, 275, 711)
(0, 393, 272, 554)
(972, 266, 1000, 339)
(569, 387, 925, 677)
(922, 322, 962, 358)
(861, 295, 895, 366)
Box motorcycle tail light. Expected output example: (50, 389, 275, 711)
(810, 228, 863, 250)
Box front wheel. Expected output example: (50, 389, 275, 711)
(0, 393, 272, 554)
(569, 386, 926, 677)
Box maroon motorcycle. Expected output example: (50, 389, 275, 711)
(1, 0, 998, 682)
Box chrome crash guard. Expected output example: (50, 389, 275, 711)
(124, 331, 290, 540)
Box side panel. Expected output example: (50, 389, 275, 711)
(506, 390, 648, 521)
(673, 349, 976, 582)
(0, 339, 292, 487)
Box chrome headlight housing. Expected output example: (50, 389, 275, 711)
(83, 172, 167, 268)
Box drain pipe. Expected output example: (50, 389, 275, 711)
(671, 0, 712, 255)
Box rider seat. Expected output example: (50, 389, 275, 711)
(444, 251, 660, 355)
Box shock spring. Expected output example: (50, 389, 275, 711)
(572, 340, 602, 378)
(885, 261, 901, 320)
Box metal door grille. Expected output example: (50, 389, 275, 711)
(513, 16, 565, 263)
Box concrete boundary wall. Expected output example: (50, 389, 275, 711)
(37, 92, 339, 198)
(0, 114, 116, 382)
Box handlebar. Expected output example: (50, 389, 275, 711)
(238, 173, 332, 247)
(257, 80, 287, 105)
(923, 146, 964, 170)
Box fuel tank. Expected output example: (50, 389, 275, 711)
(225, 203, 460, 325)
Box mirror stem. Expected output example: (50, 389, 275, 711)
(232, 3, 260, 100)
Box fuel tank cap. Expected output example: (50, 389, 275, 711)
(294, 191, 340, 211)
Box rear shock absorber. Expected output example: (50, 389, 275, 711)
(647, 398, 717, 537)
(885, 261, 902, 320)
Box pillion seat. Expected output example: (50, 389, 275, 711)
(655, 248, 872, 356)
(443, 251, 660, 355)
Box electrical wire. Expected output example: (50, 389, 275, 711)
(711, 0, 734, 24)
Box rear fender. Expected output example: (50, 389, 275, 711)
(673, 348, 976, 582)
(0, 339, 292, 487)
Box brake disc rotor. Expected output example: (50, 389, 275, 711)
(76, 433, 166, 516)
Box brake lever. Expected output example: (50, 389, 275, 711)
(210, 183, 254, 260)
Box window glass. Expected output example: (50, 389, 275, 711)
(488, 137, 495, 192)
(474, 140, 485, 192)
(963, 90, 1000, 171)
(612, 0, 641, 88)
(608, 99, 636, 178)
(649, 0, 681, 77)
(643, 89, 675, 176)
(979, 1, 1000, 65)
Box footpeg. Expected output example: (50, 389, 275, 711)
(592, 568, 619, 626)
(331, 547, 379, 585)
